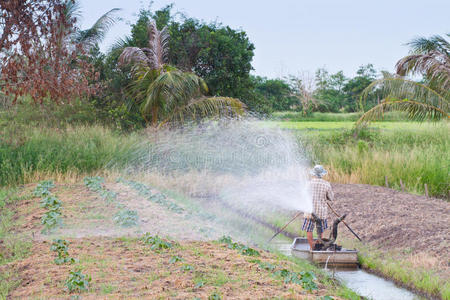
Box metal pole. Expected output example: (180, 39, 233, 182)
(326, 201, 362, 242)
(267, 211, 303, 243)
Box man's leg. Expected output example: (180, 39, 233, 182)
(307, 231, 314, 250)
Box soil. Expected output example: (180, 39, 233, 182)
(331, 183, 449, 278)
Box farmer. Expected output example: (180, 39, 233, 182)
(303, 165, 334, 250)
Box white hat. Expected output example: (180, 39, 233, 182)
(310, 165, 328, 178)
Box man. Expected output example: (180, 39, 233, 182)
(302, 165, 334, 250)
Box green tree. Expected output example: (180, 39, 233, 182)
(358, 34, 449, 124)
(118, 22, 244, 126)
(343, 64, 377, 111)
(117, 6, 256, 112)
(252, 76, 296, 111)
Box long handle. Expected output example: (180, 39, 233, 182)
(326, 201, 362, 241)
(267, 211, 303, 243)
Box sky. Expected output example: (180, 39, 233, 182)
(79, 0, 449, 78)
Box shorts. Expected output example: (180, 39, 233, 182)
(302, 218, 328, 233)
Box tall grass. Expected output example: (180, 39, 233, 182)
(272, 111, 408, 122)
(297, 123, 449, 198)
(0, 125, 140, 186)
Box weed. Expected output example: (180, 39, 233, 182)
(113, 209, 138, 227)
(51, 239, 76, 265)
(169, 255, 183, 264)
(274, 269, 318, 291)
(65, 269, 91, 293)
(100, 284, 116, 294)
(141, 233, 173, 251)
(194, 278, 205, 288)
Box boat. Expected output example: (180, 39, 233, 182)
(290, 237, 358, 268)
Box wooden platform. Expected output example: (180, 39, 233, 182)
(290, 237, 359, 268)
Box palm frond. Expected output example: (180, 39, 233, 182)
(76, 8, 121, 48)
(146, 22, 170, 69)
(159, 96, 246, 127)
(396, 51, 450, 90)
(118, 47, 151, 67)
(358, 77, 449, 124)
(407, 34, 450, 55)
(357, 98, 448, 125)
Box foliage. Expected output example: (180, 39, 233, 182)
(33, 180, 55, 197)
(358, 34, 449, 124)
(41, 208, 63, 233)
(0, 0, 99, 104)
(113, 209, 138, 227)
(65, 269, 91, 293)
(169, 255, 183, 264)
(40, 195, 62, 210)
(180, 264, 194, 272)
(208, 293, 222, 300)
(218, 236, 260, 256)
(83, 176, 105, 192)
(51, 239, 76, 265)
(141, 233, 173, 251)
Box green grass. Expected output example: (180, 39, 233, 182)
(0, 124, 141, 186)
(272, 111, 408, 122)
(264, 120, 449, 198)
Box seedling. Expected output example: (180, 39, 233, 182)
(51, 239, 76, 265)
(218, 236, 260, 256)
(208, 293, 222, 300)
(180, 264, 194, 272)
(113, 209, 138, 227)
(141, 233, 172, 251)
(65, 269, 91, 293)
(169, 255, 183, 264)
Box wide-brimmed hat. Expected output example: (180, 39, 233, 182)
(310, 165, 327, 177)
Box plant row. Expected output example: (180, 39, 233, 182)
(50, 239, 91, 293)
(33, 180, 63, 233)
(117, 178, 184, 213)
(219, 236, 322, 294)
(84, 176, 139, 227)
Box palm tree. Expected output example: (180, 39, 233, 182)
(357, 34, 449, 125)
(118, 22, 245, 127)
(63, 0, 121, 50)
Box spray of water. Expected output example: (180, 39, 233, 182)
(123, 117, 312, 227)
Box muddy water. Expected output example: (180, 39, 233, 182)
(275, 243, 422, 300)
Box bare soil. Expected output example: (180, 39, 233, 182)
(331, 183, 449, 278)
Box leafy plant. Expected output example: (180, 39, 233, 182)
(299, 271, 318, 292)
(141, 233, 172, 251)
(51, 239, 75, 265)
(83, 176, 104, 192)
(41, 208, 62, 233)
(65, 269, 91, 293)
(33, 180, 55, 197)
(40, 195, 62, 209)
(180, 264, 194, 272)
(208, 293, 222, 300)
(113, 209, 138, 227)
(169, 255, 183, 264)
(218, 236, 260, 256)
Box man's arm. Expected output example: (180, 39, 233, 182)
(326, 183, 334, 201)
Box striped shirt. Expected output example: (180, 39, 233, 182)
(309, 178, 334, 219)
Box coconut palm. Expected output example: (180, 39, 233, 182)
(63, 0, 121, 50)
(118, 22, 245, 126)
(358, 34, 449, 125)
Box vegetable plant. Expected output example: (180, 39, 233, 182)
(218, 236, 260, 256)
(33, 180, 55, 197)
(113, 209, 138, 227)
(40, 195, 62, 209)
(41, 208, 62, 233)
(51, 239, 76, 265)
(141, 233, 173, 251)
(65, 269, 91, 293)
